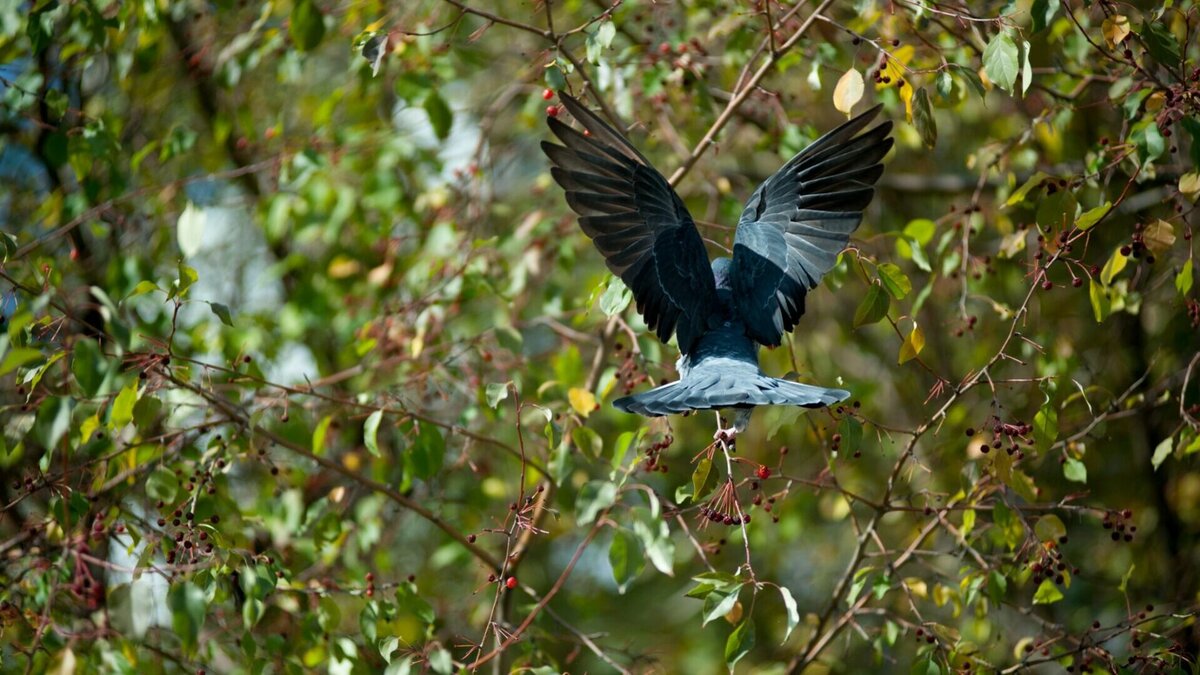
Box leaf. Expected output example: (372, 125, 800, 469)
(176, 201, 205, 258)
(1063, 457, 1087, 483)
(423, 91, 453, 141)
(575, 480, 616, 525)
(568, 387, 597, 418)
(364, 410, 383, 457)
(406, 422, 445, 480)
(1032, 578, 1063, 604)
(1034, 514, 1066, 542)
(983, 31, 1019, 94)
(898, 324, 925, 364)
(837, 417, 863, 456)
(833, 68, 864, 114)
(209, 302, 233, 326)
(596, 20, 616, 49)
(779, 586, 800, 642)
(71, 338, 106, 396)
(1031, 0, 1060, 33)
(609, 529, 642, 593)
(853, 282, 889, 328)
(312, 415, 333, 455)
(1177, 260, 1193, 297)
(1101, 247, 1128, 285)
(690, 457, 712, 503)
(911, 87, 936, 147)
(395, 583, 435, 624)
(1033, 406, 1057, 453)
(1035, 189, 1076, 231)
(1021, 40, 1033, 96)
(1006, 171, 1050, 207)
(724, 619, 755, 669)
(1089, 279, 1111, 323)
(111, 380, 138, 429)
(1142, 220, 1176, 255)
(1102, 15, 1130, 49)
(359, 32, 388, 76)
(1140, 20, 1181, 65)
(1179, 172, 1200, 200)
(169, 582, 207, 651)
(146, 466, 179, 502)
(1151, 436, 1174, 470)
(702, 588, 741, 626)
(599, 276, 632, 316)
(878, 263, 912, 300)
(290, 0, 326, 51)
(1076, 201, 1111, 231)
(485, 382, 509, 408)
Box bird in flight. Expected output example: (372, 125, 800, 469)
(542, 93, 892, 446)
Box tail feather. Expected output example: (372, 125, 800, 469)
(614, 372, 848, 417)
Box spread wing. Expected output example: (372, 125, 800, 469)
(541, 93, 718, 355)
(730, 105, 893, 347)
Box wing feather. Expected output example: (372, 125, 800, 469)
(731, 105, 893, 346)
(543, 94, 718, 354)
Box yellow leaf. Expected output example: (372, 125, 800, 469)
(833, 68, 864, 114)
(568, 387, 597, 418)
(1102, 15, 1130, 49)
(1100, 247, 1128, 285)
(904, 577, 929, 599)
(724, 600, 744, 625)
(1179, 172, 1200, 201)
(898, 324, 925, 364)
(1143, 219, 1176, 255)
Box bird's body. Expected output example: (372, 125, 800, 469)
(542, 93, 891, 440)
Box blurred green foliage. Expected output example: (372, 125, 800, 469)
(1, 0, 1199, 672)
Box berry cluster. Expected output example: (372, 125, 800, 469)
(613, 343, 650, 397)
(974, 415, 1034, 458)
(642, 434, 674, 473)
(1102, 509, 1137, 543)
(699, 482, 748, 528)
(157, 505, 219, 565)
(1028, 541, 1078, 587)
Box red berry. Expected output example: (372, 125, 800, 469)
(542, 88, 554, 100)
(756, 466, 771, 480)
(505, 576, 518, 590)
(546, 105, 559, 117)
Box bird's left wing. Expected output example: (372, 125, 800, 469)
(541, 93, 718, 355)
(730, 105, 893, 347)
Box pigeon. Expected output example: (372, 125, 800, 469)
(542, 93, 892, 444)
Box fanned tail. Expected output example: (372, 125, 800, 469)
(613, 373, 848, 418)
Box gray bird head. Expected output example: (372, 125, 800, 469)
(711, 257, 734, 290)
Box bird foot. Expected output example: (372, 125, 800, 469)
(712, 427, 737, 449)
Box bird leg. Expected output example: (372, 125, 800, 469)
(712, 412, 737, 448)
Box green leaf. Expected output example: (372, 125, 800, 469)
(177, 201, 205, 258)
(1140, 20, 1181, 65)
(71, 338, 106, 396)
(878, 263, 912, 300)
(364, 410, 383, 457)
(1101, 247, 1128, 285)
(1063, 457, 1087, 483)
(0, 347, 42, 376)
(1033, 406, 1057, 453)
(1119, 562, 1136, 592)
(169, 582, 207, 652)
(111, 380, 138, 429)
(1021, 40, 1033, 96)
(1151, 436, 1174, 470)
(702, 588, 741, 626)
(289, 0, 326, 51)
(724, 619, 755, 669)
(1006, 171, 1050, 207)
(575, 480, 616, 525)
(837, 417, 863, 456)
(609, 529, 642, 593)
(1032, 578, 1063, 604)
(146, 466, 180, 502)
(911, 88, 936, 147)
(312, 415, 333, 455)
(1030, 0, 1059, 33)
(779, 586, 800, 642)
(395, 583, 435, 624)
(1177, 260, 1194, 297)
(688, 457, 712, 503)
(853, 283, 889, 328)
(1035, 189, 1076, 231)
(133, 395, 161, 432)
(1076, 201, 1111, 231)
(983, 31, 1019, 94)
(1089, 279, 1111, 323)
(209, 302, 234, 326)
(1034, 514, 1066, 542)
(407, 422, 445, 480)
(544, 65, 566, 91)
(423, 91, 453, 141)
(599, 276, 633, 316)
(485, 382, 509, 408)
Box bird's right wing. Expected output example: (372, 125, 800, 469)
(729, 105, 893, 347)
(542, 93, 718, 355)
